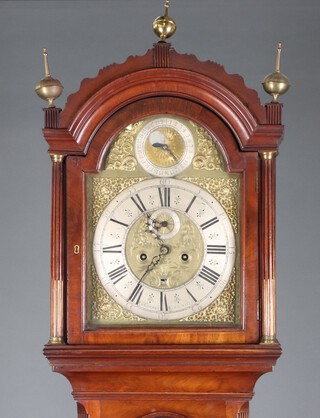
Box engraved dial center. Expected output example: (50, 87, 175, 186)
(125, 210, 204, 289)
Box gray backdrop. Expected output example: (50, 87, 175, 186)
(1, 1, 319, 417)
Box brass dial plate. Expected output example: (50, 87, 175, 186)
(86, 116, 240, 326)
(93, 179, 235, 321)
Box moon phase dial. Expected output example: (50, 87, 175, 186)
(135, 116, 195, 177)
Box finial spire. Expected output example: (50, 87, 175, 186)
(35, 48, 64, 108)
(275, 42, 282, 72)
(43, 48, 51, 78)
(153, 0, 176, 42)
(262, 42, 290, 103)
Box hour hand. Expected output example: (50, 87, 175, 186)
(139, 246, 169, 283)
(152, 142, 165, 149)
(152, 142, 178, 162)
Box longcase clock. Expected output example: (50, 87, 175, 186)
(37, 4, 288, 417)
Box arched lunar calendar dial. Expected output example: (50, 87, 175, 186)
(135, 116, 195, 177)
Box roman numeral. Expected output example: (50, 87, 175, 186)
(199, 266, 220, 285)
(103, 244, 122, 253)
(160, 292, 168, 311)
(128, 283, 144, 304)
(185, 195, 196, 213)
(200, 217, 219, 230)
(206, 245, 226, 254)
(186, 288, 197, 302)
(110, 218, 129, 228)
(131, 194, 146, 213)
(158, 187, 170, 207)
(108, 265, 127, 284)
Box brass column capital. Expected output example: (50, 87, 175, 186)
(50, 154, 66, 163)
(259, 150, 278, 160)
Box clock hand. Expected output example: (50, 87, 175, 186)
(152, 142, 178, 162)
(128, 248, 167, 303)
(162, 144, 178, 162)
(146, 213, 165, 242)
(147, 209, 180, 240)
(139, 245, 169, 284)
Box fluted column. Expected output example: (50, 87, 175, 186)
(237, 402, 249, 418)
(77, 403, 89, 418)
(226, 400, 249, 418)
(259, 151, 278, 344)
(49, 154, 66, 344)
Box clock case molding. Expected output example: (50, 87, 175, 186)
(42, 42, 283, 418)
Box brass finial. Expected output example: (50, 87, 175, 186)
(153, 0, 176, 41)
(262, 43, 290, 103)
(35, 48, 64, 107)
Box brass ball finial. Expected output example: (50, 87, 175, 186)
(35, 48, 64, 107)
(153, 0, 176, 41)
(262, 43, 290, 103)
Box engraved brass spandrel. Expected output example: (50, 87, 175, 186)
(191, 122, 224, 172)
(89, 265, 145, 323)
(89, 177, 146, 228)
(103, 121, 142, 172)
(183, 177, 240, 234)
(182, 269, 238, 324)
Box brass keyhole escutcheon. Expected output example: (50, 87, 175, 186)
(74, 245, 80, 255)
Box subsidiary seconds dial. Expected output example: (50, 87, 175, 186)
(93, 179, 236, 320)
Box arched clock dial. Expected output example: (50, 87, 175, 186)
(93, 178, 236, 320)
(135, 116, 195, 177)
